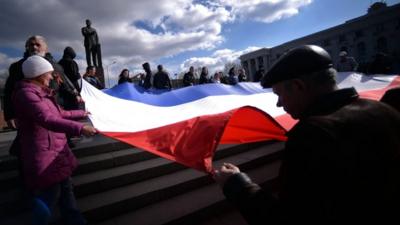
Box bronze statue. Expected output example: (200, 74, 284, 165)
(82, 19, 102, 67)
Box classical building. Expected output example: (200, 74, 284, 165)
(240, 2, 400, 81)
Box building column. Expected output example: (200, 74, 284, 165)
(247, 60, 253, 81)
(263, 56, 268, 70)
(254, 58, 259, 72)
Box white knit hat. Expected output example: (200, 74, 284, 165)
(22, 55, 54, 79)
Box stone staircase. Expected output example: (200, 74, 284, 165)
(0, 132, 284, 225)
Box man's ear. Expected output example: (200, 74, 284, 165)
(291, 79, 307, 92)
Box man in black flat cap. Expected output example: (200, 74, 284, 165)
(213, 45, 400, 225)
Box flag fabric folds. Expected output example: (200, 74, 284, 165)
(80, 72, 399, 173)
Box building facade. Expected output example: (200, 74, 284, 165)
(240, 2, 400, 81)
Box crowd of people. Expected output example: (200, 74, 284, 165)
(2, 34, 248, 224)
(335, 50, 395, 74)
(3, 34, 400, 225)
(115, 64, 248, 90)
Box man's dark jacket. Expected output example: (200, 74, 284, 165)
(223, 88, 400, 225)
(58, 47, 81, 91)
(183, 72, 194, 87)
(153, 71, 171, 89)
(46, 53, 79, 110)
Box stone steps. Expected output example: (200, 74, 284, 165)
(0, 133, 284, 225)
(96, 161, 281, 225)
(80, 142, 283, 223)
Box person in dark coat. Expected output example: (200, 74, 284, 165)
(49, 64, 80, 108)
(153, 65, 172, 90)
(183, 66, 195, 87)
(142, 62, 152, 89)
(5, 35, 48, 130)
(4, 35, 49, 179)
(58, 46, 81, 91)
(14, 55, 97, 225)
(227, 67, 238, 85)
(199, 66, 209, 84)
(83, 66, 103, 89)
(45, 52, 81, 111)
(213, 45, 400, 225)
(336, 51, 358, 72)
(238, 68, 247, 82)
(118, 69, 132, 85)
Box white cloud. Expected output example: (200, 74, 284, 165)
(0, 53, 20, 86)
(0, 1, 227, 61)
(163, 4, 231, 33)
(216, 0, 312, 23)
(180, 46, 261, 73)
(0, 53, 19, 75)
(0, 0, 312, 78)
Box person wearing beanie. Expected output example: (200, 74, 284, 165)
(4, 36, 51, 198)
(22, 55, 54, 79)
(13, 55, 97, 225)
(214, 45, 400, 225)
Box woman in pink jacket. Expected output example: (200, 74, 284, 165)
(13, 55, 97, 225)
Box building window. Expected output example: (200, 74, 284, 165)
(257, 56, 264, 65)
(357, 42, 366, 56)
(373, 24, 385, 36)
(357, 42, 366, 62)
(376, 24, 385, 32)
(377, 36, 388, 53)
(355, 30, 364, 39)
(338, 35, 346, 43)
(250, 59, 256, 67)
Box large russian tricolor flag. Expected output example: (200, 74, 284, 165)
(80, 72, 399, 173)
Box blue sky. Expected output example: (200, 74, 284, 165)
(0, 0, 399, 86)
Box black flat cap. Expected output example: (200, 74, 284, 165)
(261, 45, 333, 88)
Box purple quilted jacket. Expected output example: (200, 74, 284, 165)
(13, 80, 85, 190)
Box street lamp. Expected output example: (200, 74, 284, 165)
(106, 61, 116, 88)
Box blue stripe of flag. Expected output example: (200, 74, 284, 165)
(103, 82, 268, 107)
